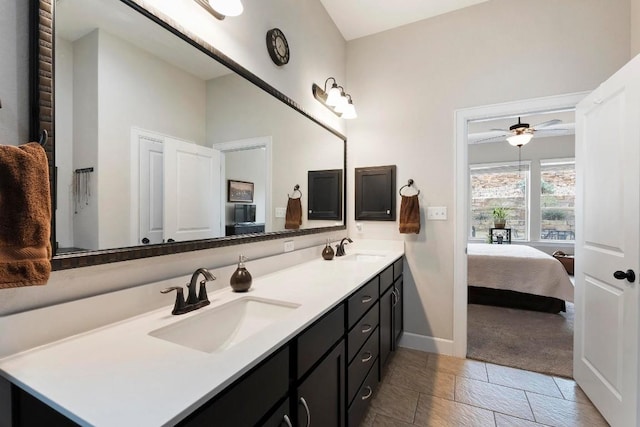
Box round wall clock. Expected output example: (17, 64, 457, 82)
(266, 28, 290, 66)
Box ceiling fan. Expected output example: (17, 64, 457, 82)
(470, 116, 571, 146)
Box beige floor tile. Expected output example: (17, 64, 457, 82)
(413, 393, 496, 427)
(369, 381, 420, 424)
(426, 354, 488, 382)
(495, 413, 548, 427)
(389, 347, 429, 371)
(527, 392, 609, 427)
(360, 405, 377, 427)
(389, 363, 455, 400)
(486, 363, 562, 398)
(371, 413, 415, 427)
(552, 377, 591, 405)
(455, 377, 534, 421)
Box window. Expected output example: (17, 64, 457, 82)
(540, 159, 575, 240)
(470, 162, 530, 241)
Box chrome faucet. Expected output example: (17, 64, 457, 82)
(335, 237, 353, 257)
(161, 268, 216, 315)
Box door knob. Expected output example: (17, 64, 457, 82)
(613, 269, 636, 283)
(141, 237, 150, 244)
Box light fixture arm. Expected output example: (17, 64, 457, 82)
(323, 77, 337, 91)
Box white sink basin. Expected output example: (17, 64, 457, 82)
(149, 296, 300, 353)
(339, 253, 386, 262)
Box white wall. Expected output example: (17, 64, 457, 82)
(346, 0, 630, 346)
(0, 0, 346, 317)
(225, 148, 267, 225)
(0, 0, 29, 146)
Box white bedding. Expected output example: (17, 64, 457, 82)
(467, 243, 574, 302)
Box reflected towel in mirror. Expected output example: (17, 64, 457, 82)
(285, 197, 302, 230)
(399, 194, 420, 234)
(0, 142, 52, 287)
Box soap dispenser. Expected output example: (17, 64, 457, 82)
(230, 255, 252, 292)
(322, 238, 335, 260)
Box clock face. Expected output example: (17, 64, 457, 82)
(266, 28, 290, 66)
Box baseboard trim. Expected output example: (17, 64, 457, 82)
(398, 332, 454, 356)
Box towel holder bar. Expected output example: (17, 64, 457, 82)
(399, 179, 420, 196)
(289, 184, 302, 199)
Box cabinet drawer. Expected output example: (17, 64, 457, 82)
(347, 327, 379, 405)
(348, 302, 379, 362)
(348, 277, 379, 328)
(348, 359, 378, 427)
(181, 346, 289, 426)
(393, 257, 403, 280)
(297, 304, 345, 378)
(379, 265, 394, 294)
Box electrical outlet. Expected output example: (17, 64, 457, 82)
(427, 206, 447, 220)
(284, 240, 294, 252)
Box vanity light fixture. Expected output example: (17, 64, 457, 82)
(312, 77, 357, 119)
(194, 0, 243, 20)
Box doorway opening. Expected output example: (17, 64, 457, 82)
(453, 92, 589, 377)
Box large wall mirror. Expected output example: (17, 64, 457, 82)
(30, 0, 346, 270)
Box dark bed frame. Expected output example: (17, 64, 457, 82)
(468, 286, 567, 314)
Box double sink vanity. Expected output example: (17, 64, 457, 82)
(1, 241, 404, 426)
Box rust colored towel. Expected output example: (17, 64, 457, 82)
(399, 194, 420, 234)
(0, 142, 52, 288)
(285, 197, 302, 230)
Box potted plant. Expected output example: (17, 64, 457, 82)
(492, 207, 509, 229)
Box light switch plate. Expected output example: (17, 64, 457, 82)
(427, 206, 447, 220)
(275, 207, 286, 218)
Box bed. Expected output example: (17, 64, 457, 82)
(467, 243, 574, 313)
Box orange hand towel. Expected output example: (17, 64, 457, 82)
(0, 143, 52, 288)
(285, 197, 302, 230)
(399, 194, 420, 234)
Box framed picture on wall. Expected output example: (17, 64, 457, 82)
(228, 180, 254, 203)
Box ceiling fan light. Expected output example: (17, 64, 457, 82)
(507, 133, 533, 147)
(208, 0, 243, 16)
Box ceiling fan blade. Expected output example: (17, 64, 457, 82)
(489, 128, 510, 132)
(469, 134, 509, 144)
(533, 119, 562, 129)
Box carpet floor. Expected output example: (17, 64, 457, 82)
(467, 302, 574, 378)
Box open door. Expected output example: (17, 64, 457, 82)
(574, 54, 640, 426)
(163, 137, 222, 242)
(138, 136, 164, 245)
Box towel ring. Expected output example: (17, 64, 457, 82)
(39, 130, 48, 147)
(399, 179, 420, 196)
(289, 184, 302, 199)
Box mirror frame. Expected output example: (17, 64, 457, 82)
(29, 0, 347, 271)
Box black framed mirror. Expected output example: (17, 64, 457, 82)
(29, 0, 346, 271)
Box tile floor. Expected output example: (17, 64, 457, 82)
(361, 348, 609, 427)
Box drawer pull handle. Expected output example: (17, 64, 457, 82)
(361, 324, 372, 334)
(361, 295, 373, 303)
(299, 397, 311, 427)
(361, 386, 373, 400)
(361, 352, 373, 363)
(283, 414, 292, 427)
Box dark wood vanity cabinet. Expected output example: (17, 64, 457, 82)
(9, 258, 405, 427)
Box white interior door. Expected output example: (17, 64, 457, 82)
(164, 137, 222, 242)
(139, 137, 164, 245)
(574, 54, 640, 426)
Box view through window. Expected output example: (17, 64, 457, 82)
(540, 159, 575, 240)
(469, 162, 530, 241)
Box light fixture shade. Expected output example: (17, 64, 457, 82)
(334, 94, 349, 113)
(341, 102, 357, 119)
(208, 0, 243, 16)
(325, 85, 342, 107)
(507, 133, 533, 147)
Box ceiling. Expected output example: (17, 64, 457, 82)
(320, 0, 490, 41)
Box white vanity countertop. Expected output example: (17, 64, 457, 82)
(0, 241, 404, 426)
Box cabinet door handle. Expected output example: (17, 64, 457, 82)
(282, 414, 292, 427)
(361, 386, 373, 400)
(361, 295, 373, 304)
(299, 397, 311, 427)
(361, 351, 373, 363)
(361, 324, 372, 334)
(391, 290, 398, 307)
